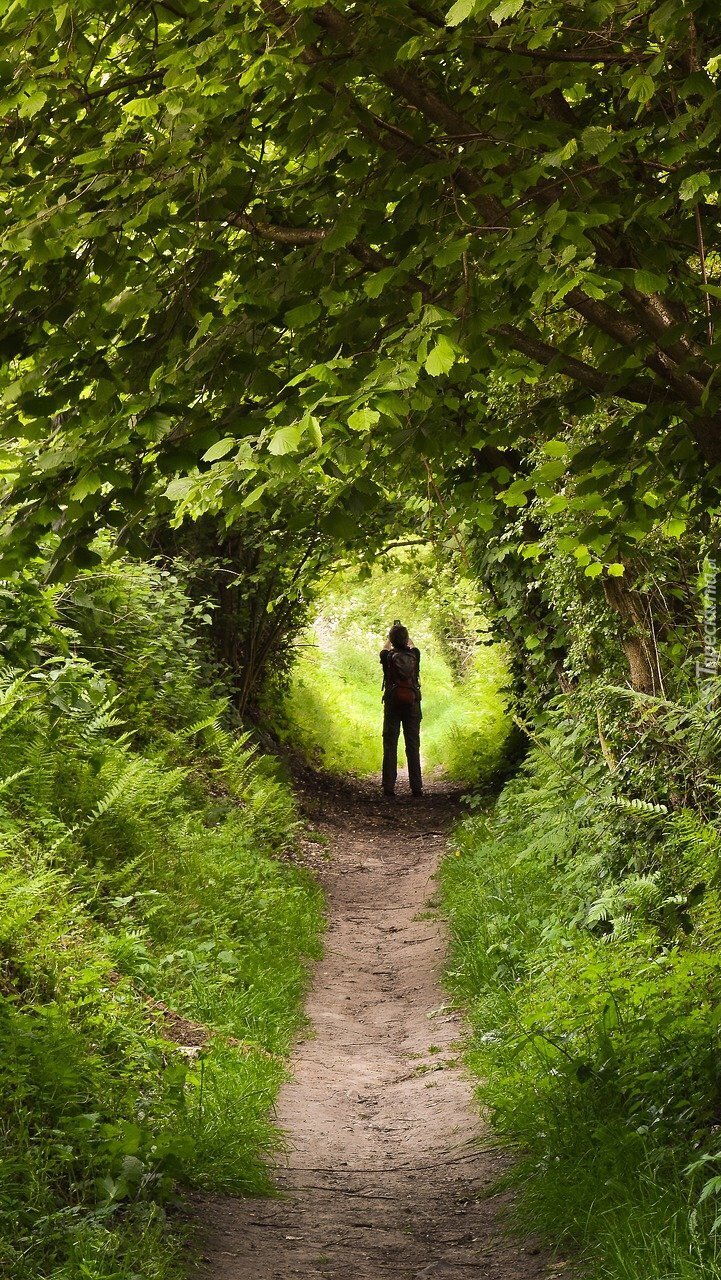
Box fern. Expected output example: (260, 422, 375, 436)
(180, 712, 222, 738)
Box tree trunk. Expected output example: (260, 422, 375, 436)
(603, 577, 661, 695)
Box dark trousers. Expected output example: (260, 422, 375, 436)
(382, 700, 422, 795)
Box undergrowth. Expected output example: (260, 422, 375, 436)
(0, 558, 323, 1279)
(281, 557, 510, 783)
(441, 685, 721, 1280)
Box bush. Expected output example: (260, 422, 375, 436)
(441, 689, 721, 1280)
(0, 558, 323, 1279)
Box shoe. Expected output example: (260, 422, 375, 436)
(383, 789, 396, 798)
(411, 790, 423, 798)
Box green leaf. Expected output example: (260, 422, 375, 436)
(648, 0, 682, 36)
(202, 438, 236, 462)
(18, 90, 47, 119)
(679, 173, 711, 203)
(445, 0, 475, 26)
(490, 0, 524, 23)
(69, 473, 103, 502)
(396, 35, 433, 61)
(627, 73, 655, 105)
(268, 426, 303, 455)
(241, 482, 268, 509)
(295, 410, 323, 447)
(534, 459, 565, 482)
(433, 238, 470, 268)
(699, 1175, 721, 1204)
(348, 408, 380, 432)
(425, 335, 457, 377)
(284, 302, 321, 329)
(164, 477, 194, 501)
(633, 270, 667, 294)
(363, 269, 395, 299)
(122, 97, 160, 118)
(1, 379, 25, 406)
(325, 215, 360, 251)
(545, 138, 578, 168)
(607, 563, 625, 577)
(584, 562, 603, 578)
(581, 126, 613, 155)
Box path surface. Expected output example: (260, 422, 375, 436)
(198, 776, 552, 1280)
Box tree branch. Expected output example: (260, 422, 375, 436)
(231, 213, 325, 245)
(472, 38, 653, 65)
(78, 72, 164, 102)
(268, 1, 699, 395)
(293, 1, 714, 406)
(229, 210, 434, 300)
(492, 325, 670, 405)
(226, 211, 706, 418)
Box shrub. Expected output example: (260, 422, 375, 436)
(0, 558, 324, 1279)
(441, 688, 721, 1280)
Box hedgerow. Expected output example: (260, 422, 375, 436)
(442, 684, 721, 1280)
(0, 557, 323, 1280)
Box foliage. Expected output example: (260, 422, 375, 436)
(1, 0, 719, 591)
(2, 3, 721, 1278)
(280, 556, 510, 783)
(441, 681, 721, 1280)
(0, 557, 323, 1279)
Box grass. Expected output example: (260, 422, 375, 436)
(439, 747, 721, 1280)
(0, 560, 324, 1279)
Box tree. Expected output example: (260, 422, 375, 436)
(2, 1, 719, 546)
(0, 0, 717, 699)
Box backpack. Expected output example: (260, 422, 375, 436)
(385, 648, 419, 709)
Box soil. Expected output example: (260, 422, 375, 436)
(196, 772, 560, 1280)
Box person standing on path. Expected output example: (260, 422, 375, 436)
(380, 622, 423, 798)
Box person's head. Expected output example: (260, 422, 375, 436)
(389, 623, 409, 649)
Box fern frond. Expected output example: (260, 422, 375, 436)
(180, 713, 221, 738)
(608, 796, 669, 816)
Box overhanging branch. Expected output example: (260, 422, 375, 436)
(493, 325, 670, 406)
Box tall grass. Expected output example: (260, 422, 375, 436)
(0, 560, 324, 1280)
(440, 704, 721, 1280)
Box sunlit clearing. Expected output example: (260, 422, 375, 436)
(281, 554, 510, 784)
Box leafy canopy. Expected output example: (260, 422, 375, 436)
(0, 0, 719, 573)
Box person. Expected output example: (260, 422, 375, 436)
(380, 622, 423, 798)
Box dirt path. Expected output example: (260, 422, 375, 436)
(197, 775, 552, 1280)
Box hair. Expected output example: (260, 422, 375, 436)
(389, 624, 409, 649)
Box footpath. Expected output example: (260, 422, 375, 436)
(198, 775, 553, 1280)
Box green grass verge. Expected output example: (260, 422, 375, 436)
(0, 561, 324, 1279)
(439, 757, 721, 1280)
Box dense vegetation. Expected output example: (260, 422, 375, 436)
(0, 556, 322, 1279)
(443, 729, 721, 1280)
(3, 0, 721, 1278)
